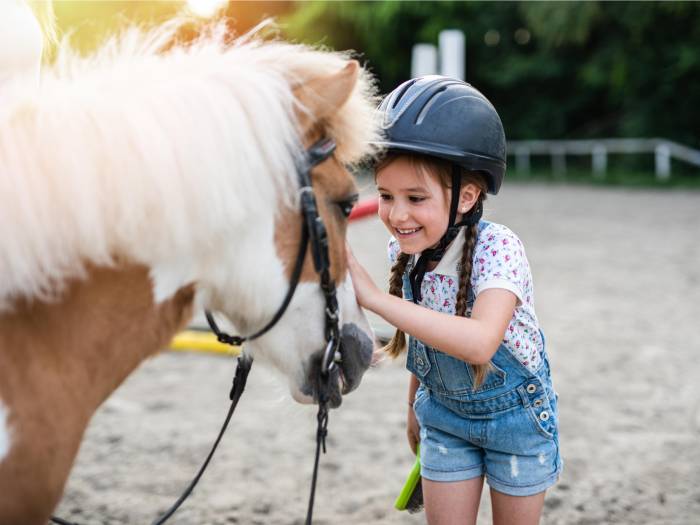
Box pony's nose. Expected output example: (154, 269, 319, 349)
(338, 322, 373, 394)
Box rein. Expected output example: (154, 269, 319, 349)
(51, 137, 341, 525)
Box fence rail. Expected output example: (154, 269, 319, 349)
(507, 138, 700, 180)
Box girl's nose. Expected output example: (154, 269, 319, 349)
(388, 201, 408, 223)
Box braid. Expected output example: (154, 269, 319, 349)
(382, 252, 410, 357)
(455, 223, 478, 318)
(455, 196, 492, 388)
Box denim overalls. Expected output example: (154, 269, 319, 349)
(403, 250, 563, 496)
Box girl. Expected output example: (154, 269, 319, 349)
(347, 76, 562, 525)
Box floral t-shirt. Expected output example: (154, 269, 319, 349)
(388, 221, 544, 373)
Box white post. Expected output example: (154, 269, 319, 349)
(655, 144, 671, 181)
(551, 146, 567, 178)
(438, 30, 465, 80)
(515, 146, 531, 175)
(411, 44, 438, 78)
(592, 144, 607, 179)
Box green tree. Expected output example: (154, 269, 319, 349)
(283, 1, 700, 147)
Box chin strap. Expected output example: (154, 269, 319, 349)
(408, 165, 483, 303)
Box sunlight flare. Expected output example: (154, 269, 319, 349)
(186, 0, 228, 18)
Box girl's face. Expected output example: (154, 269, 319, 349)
(376, 157, 451, 255)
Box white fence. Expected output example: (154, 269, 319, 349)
(507, 138, 700, 180)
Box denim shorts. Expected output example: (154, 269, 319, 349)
(413, 383, 562, 496)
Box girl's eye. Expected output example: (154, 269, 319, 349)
(409, 195, 426, 203)
(379, 193, 392, 202)
(336, 194, 359, 218)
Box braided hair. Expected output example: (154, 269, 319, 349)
(379, 154, 492, 387)
(454, 197, 492, 388)
(382, 251, 410, 357)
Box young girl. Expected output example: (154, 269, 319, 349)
(347, 76, 562, 525)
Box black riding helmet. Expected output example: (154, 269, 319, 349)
(374, 76, 507, 302)
(376, 75, 506, 194)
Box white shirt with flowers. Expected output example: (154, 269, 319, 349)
(388, 221, 544, 373)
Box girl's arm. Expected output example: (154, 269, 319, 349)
(347, 246, 516, 365)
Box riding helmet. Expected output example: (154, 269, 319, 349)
(375, 75, 506, 194)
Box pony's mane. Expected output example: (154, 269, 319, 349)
(0, 21, 380, 309)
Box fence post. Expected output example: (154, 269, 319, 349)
(439, 30, 465, 80)
(411, 44, 438, 77)
(515, 146, 531, 175)
(592, 144, 607, 179)
(655, 144, 671, 181)
(551, 146, 566, 178)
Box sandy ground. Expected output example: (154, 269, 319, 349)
(54, 182, 700, 524)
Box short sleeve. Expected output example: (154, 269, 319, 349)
(471, 224, 530, 306)
(388, 236, 401, 265)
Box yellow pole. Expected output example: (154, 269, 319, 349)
(169, 330, 240, 356)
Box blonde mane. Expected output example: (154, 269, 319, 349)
(0, 21, 380, 310)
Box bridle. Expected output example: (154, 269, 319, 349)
(206, 136, 341, 378)
(203, 136, 342, 524)
(51, 137, 343, 525)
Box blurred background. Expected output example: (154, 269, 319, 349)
(48, 0, 700, 186)
(41, 3, 700, 524)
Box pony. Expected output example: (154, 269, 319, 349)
(0, 8, 381, 524)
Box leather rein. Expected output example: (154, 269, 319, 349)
(51, 137, 342, 525)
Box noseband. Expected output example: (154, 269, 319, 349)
(51, 138, 343, 525)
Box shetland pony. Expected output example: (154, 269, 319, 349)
(0, 15, 381, 525)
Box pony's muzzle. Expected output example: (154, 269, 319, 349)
(337, 323, 373, 394)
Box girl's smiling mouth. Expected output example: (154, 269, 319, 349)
(396, 226, 423, 237)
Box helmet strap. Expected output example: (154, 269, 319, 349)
(447, 165, 461, 229)
(408, 165, 482, 303)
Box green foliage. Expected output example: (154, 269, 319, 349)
(282, 1, 700, 150)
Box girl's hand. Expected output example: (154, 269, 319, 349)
(346, 243, 382, 311)
(407, 405, 420, 455)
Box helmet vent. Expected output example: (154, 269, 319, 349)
(391, 78, 419, 109)
(415, 86, 447, 125)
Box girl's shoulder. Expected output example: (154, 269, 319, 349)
(477, 221, 525, 249)
(474, 221, 529, 269)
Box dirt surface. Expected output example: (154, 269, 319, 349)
(54, 182, 700, 524)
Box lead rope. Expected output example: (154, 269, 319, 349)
(305, 386, 330, 525)
(150, 355, 252, 525)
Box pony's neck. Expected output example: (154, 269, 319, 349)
(1, 264, 195, 411)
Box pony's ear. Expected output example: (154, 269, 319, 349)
(294, 60, 359, 135)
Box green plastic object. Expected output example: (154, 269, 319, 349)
(394, 446, 422, 512)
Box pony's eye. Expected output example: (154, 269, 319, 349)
(336, 194, 359, 218)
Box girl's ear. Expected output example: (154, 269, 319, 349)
(458, 182, 481, 213)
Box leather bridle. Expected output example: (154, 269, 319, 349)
(204, 136, 342, 525)
(205, 136, 341, 378)
(51, 137, 344, 525)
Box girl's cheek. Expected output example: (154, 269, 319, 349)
(377, 207, 394, 233)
